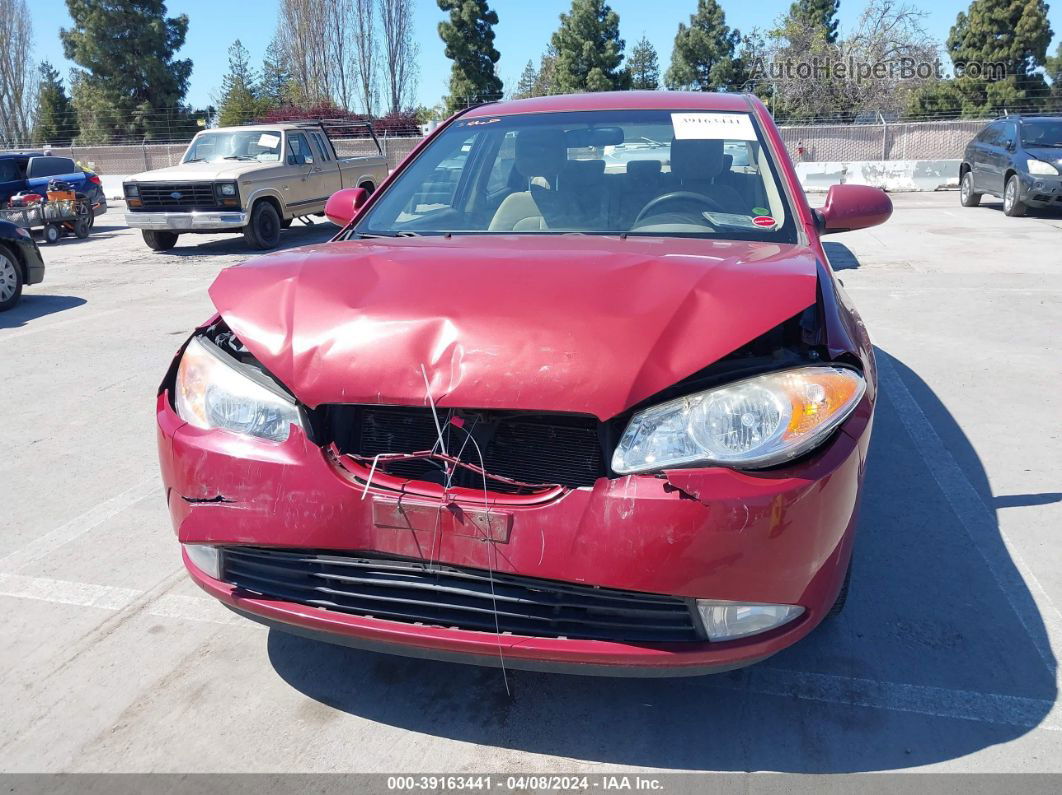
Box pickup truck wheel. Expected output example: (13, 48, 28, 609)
(142, 230, 179, 251)
(0, 246, 23, 311)
(243, 202, 282, 249)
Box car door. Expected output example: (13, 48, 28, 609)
(994, 121, 1018, 194)
(285, 132, 328, 213)
(971, 123, 1001, 193)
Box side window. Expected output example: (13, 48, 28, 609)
(0, 160, 20, 181)
(26, 157, 77, 178)
(1001, 122, 1017, 147)
(314, 133, 332, 161)
(486, 131, 517, 193)
(287, 133, 315, 165)
(982, 123, 1003, 146)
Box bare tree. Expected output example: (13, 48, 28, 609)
(354, 0, 379, 115)
(324, 0, 354, 109)
(379, 0, 417, 114)
(0, 0, 36, 144)
(276, 0, 331, 104)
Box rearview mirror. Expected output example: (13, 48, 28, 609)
(324, 187, 369, 227)
(815, 184, 892, 234)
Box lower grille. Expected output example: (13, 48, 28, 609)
(222, 547, 701, 643)
(326, 405, 608, 490)
(136, 182, 221, 210)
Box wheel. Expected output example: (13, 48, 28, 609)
(74, 219, 90, 239)
(43, 224, 60, 244)
(243, 201, 282, 249)
(280, 217, 293, 229)
(827, 561, 851, 618)
(959, 171, 981, 207)
(1003, 175, 1026, 217)
(0, 246, 23, 311)
(142, 230, 179, 250)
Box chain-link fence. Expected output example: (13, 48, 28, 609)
(34, 118, 989, 176)
(777, 118, 986, 162)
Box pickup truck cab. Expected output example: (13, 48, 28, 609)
(0, 152, 108, 226)
(123, 122, 389, 251)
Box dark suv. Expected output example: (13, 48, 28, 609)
(959, 116, 1062, 216)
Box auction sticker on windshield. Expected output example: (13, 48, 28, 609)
(672, 112, 757, 141)
(258, 133, 280, 148)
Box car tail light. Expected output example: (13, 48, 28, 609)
(88, 174, 101, 185)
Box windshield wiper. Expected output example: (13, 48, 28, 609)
(184, 157, 206, 163)
(222, 155, 257, 161)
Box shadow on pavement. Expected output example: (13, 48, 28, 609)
(0, 294, 87, 328)
(265, 349, 1056, 772)
(149, 223, 336, 256)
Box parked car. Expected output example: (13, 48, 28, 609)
(0, 152, 108, 227)
(123, 122, 389, 251)
(960, 115, 1062, 216)
(159, 92, 891, 676)
(0, 218, 45, 311)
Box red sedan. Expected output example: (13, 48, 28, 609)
(158, 92, 891, 676)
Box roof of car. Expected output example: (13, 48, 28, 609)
(463, 91, 757, 118)
(0, 151, 43, 158)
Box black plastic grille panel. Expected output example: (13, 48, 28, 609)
(222, 547, 700, 642)
(330, 406, 608, 490)
(136, 182, 221, 210)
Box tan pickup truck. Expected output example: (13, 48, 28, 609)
(123, 122, 388, 250)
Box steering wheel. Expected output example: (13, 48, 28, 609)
(633, 191, 725, 226)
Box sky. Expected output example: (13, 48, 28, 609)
(27, 0, 1062, 112)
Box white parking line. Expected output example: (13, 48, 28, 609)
(0, 478, 160, 574)
(877, 354, 1062, 672)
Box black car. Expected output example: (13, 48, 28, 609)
(959, 116, 1062, 216)
(0, 152, 108, 226)
(0, 219, 46, 311)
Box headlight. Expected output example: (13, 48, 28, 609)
(611, 365, 866, 473)
(124, 184, 139, 197)
(216, 182, 237, 196)
(1027, 159, 1059, 176)
(696, 600, 804, 641)
(175, 336, 302, 442)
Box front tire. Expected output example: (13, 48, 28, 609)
(142, 230, 179, 250)
(1003, 175, 1026, 217)
(0, 246, 23, 311)
(243, 202, 282, 249)
(960, 171, 981, 207)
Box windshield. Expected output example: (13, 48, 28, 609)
(183, 130, 283, 163)
(353, 109, 795, 242)
(1021, 120, 1062, 147)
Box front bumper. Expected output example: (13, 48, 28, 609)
(159, 392, 872, 675)
(1020, 173, 1062, 208)
(125, 210, 247, 231)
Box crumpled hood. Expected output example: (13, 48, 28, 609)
(209, 235, 820, 419)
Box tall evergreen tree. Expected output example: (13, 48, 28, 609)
(550, 0, 628, 93)
(627, 35, 660, 90)
(61, 0, 193, 142)
(532, 47, 559, 96)
(32, 61, 78, 145)
(947, 0, 1053, 115)
(438, 0, 503, 113)
(1047, 41, 1062, 111)
(217, 40, 265, 127)
(513, 60, 538, 99)
(789, 0, 840, 44)
(665, 0, 741, 92)
(260, 38, 292, 108)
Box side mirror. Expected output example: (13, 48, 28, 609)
(815, 184, 892, 234)
(1004, 139, 1016, 152)
(324, 187, 369, 227)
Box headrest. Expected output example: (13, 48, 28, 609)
(626, 159, 662, 180)
(515, 129, 568, 179)
(722, 154, 733, 171)
(560, 159, 605, 187)
(669, 138, 725, 181)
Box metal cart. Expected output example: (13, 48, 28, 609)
(0, 197, 91, 244)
